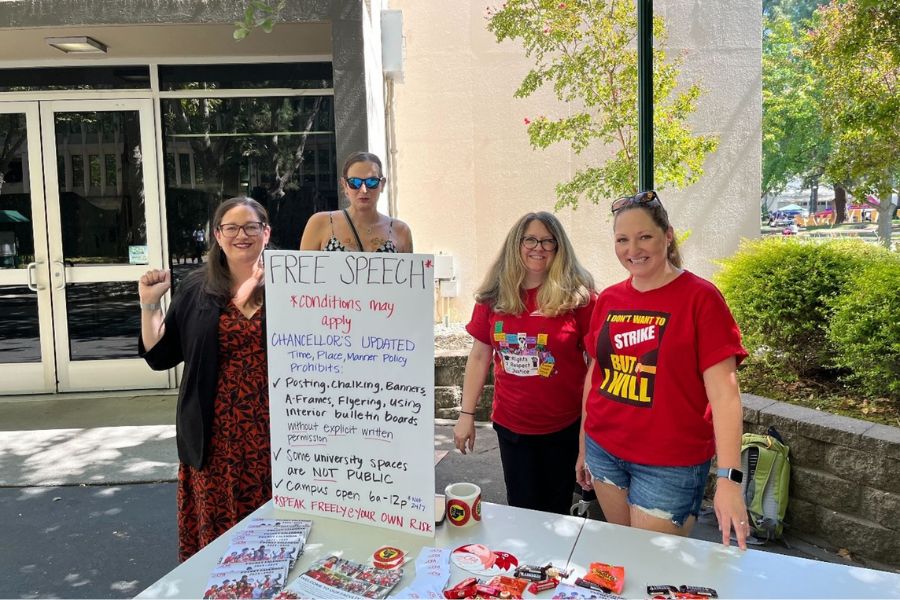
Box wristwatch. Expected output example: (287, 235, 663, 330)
(717, 467, 743, 484)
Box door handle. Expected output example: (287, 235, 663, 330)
(53, 260, 67, 290)
(26, 261, 45, 292)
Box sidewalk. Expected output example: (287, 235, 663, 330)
(0, 393, 875, 599)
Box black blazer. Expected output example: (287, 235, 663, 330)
(139, 271, 266, 469)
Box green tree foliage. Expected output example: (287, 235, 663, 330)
(714, 237, 881, 380)
(234, 0, 285, 40)
(486, 0, 718, 210)
(763, 0, 824, 23)
(828, 253, 900, 401)
(807, 0, 900, 247)
(762, 11, 831, 199)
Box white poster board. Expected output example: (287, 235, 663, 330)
(264, 250, 436, 537)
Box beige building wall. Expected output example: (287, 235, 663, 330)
(389, 0, 761, 323)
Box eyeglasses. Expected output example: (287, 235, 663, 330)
(521, 236, 558, 251)
(217, 222, 266, 237)
(345, 176, 384, 190)
(611, 190, 661, 214)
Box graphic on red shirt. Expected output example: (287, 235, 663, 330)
(595, 310, 669, 407)
(493, 320, 556, 378)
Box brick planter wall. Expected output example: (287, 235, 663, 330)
(742, 394, 900, 567)
(434, 353, 900, 566)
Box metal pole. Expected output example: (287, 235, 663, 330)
(637, 0, 653, 191)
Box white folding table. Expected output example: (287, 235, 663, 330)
(568, 518, 900, 599)
(138, 500, 900, 599)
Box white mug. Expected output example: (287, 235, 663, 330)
(445, 482, 482, 527)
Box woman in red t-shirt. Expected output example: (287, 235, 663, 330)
(576, 191, 750, 549)
(453, 211, 596, 514)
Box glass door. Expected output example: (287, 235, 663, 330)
(38, 99, 169, 392)
(0, 103, 55, 393)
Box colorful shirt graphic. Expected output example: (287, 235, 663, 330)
(494, 324, 557, 378)
(594, 310, 669, 407)
(584, 272, 748, 466)
(467, 287, 596, 435)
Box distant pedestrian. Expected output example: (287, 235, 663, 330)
(138, 197, 271, 561)
(192, 225, 206, 263)
(453, 211, 596, 515)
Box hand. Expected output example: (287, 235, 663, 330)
(233, 260, 265, 308)
(714, 480, 749, 550)
(453, 416, 476, 455)
(576, 452, 593, 490)
(139, 269, 171, 304)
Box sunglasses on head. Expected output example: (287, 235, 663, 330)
(345, 176, 384, 190)
(611, 190, 661, 214)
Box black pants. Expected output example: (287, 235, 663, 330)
(494, 419, 580, 515)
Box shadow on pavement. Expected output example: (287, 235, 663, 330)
(0, 483, 178, 599)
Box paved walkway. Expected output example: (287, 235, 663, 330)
(0, 393, 876, 599)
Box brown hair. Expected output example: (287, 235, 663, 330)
(204, 196, 269, 306)
(341, 151, 384, 178)
(613, 202, 683, 268)
(475, 212, 594, 316)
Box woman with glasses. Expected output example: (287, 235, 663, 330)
(453, 212, 596, 515)
(576, 191, 750, 549)
(137, 197, 273, 561)
(299, 151, 413, 253)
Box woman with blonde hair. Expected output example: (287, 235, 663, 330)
(453, 211, 596, 514)
(576, 190, 749, 549)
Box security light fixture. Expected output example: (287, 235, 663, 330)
(45, 36, 108, 54)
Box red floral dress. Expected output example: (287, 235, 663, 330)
(177, 302, 271, 561)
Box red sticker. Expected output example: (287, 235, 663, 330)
(447, 498, 471, 526)
(374, 546, 402, 562)
(473, 494, 482, 521)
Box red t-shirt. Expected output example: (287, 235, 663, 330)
(584, 271, 748, 466)
(467, 287, 597, 435)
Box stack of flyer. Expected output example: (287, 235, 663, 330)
(275, 555, 404, 599)
(203, 518, 312, 599)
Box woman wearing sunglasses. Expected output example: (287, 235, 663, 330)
(138, 197, 273, 561)
(453, 212, 596, 515)
(299, 151, 413, 253)
(576, 191, 750, 549)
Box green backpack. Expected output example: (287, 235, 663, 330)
(740, 428, 791, 541)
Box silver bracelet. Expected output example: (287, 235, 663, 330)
(139, 302, 161, 311)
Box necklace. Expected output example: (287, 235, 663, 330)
(350, 210, 378, 235)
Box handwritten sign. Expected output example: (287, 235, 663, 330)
(264, 250, 436, 537)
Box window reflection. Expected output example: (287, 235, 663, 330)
(54, 111, 147, 264)
(66, 281, 140, 360)
(0, 112, 35, 270)
(0, 285, 41, 363)
(158, 63, 332, 91)
(160, 95, 338, 262)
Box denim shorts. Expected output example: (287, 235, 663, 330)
(583, 435, 710, 527)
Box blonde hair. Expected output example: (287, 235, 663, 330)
(475, 212, 595, 316)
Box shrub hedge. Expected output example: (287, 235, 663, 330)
(827, 253, 900, 400)
(714, 238, 885, 380)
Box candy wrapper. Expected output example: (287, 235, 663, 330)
(582, 563, 625, 595)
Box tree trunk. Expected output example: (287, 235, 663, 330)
(834, 185, 847, 223)
(808, 178, 819, 216)
(876, 202, 894, 248)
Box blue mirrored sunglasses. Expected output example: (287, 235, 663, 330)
(345, 176, 383, 190)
